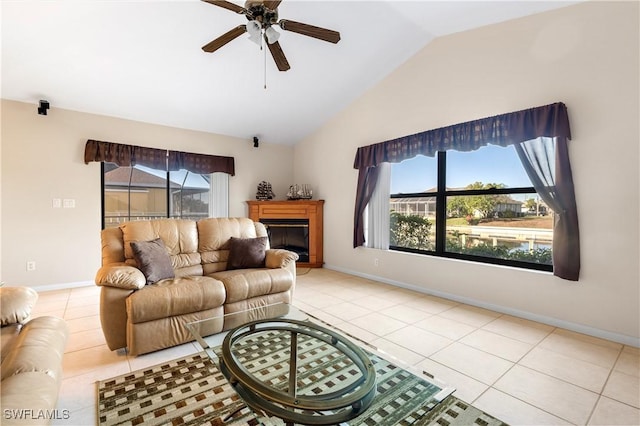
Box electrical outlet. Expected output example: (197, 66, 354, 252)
(26, 261, 36, 272)
(374, 258, 379, 267)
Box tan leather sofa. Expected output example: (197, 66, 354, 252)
(0, 287, 69, 425)
(96, 217, 298, 356)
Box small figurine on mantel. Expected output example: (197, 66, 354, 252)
(256, 181, 275, 200)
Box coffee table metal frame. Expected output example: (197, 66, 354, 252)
(186, 303, 454, 425)
(220, 317, 377, 425)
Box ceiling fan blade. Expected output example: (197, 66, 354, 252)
(202, 25, 247, 53)
(266, 39, 291, 71)
(201, 0, 245, 14)
(279, 19, 340, 44)
(263, 0, 282, 10)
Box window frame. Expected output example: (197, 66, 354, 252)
(389, 151, 553, 272)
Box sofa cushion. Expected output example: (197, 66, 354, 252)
(130, 238, 175, 285)
(126, 276, 226, 324)
(0, 287, 38, 326)
(209, 268, 293, 304)
(197, 218, 263, 251)
(227, 237, 268, 270)
(121, 219, 203, 276)
(198, 218, 267, 274)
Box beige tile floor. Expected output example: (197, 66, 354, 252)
(30, 268, 639, 426)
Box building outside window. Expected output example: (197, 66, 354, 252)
(389, 145, 553, 270)
(102, 163, 225, 228)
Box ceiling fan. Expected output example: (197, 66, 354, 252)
(201, 0, 341, 71)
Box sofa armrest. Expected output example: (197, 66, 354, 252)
(95, 265, 146, 290)
(265, 249, 299, 269)
(0, 316, 68, 382)
(0, 373, 62, 426)
(0, 316, 68, 424)
(0, 287, 38, 326)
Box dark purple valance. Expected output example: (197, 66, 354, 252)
(84, 139, 235, 176)
(172, 151, 235, 176)
(354, 102, 571, 170)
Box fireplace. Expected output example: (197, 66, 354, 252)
(261, 219, 309, 262)
(247, 200, 324, 267)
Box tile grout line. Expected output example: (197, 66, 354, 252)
(583, 344, 627, 425)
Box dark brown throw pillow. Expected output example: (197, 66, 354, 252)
(227, 236, 268, 270)
(130, 238, 175, 284)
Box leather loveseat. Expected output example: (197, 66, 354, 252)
(95, 217, 298, 356)
(0, 286, 69, 425)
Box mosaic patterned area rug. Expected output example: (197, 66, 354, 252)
(97, 352, 260, 426)
(97, 335, 508, 426)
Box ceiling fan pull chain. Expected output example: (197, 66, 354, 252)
(264, 38, 268, 90)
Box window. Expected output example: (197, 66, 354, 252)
(168, 168, 211, 219)
(354, 103, 579, 280)
(390, 145, 553, 271)
(102, 163, 228, 228)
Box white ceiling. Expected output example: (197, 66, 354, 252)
(1, 0, 577, 145)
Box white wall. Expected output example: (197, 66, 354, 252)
(294, 2, 640, 344)
(0, 100, 293, 288)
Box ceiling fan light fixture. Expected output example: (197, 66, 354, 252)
(248, 32, 262, 45)
(246, 20, 262, 45)
(247, 20, 261, 35)
(265, 26, 280, 44)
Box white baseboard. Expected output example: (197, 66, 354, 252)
(31, 280, 94, 292)
(324, 264, 640, 348)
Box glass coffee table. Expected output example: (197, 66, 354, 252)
(186, 303, 453, 425)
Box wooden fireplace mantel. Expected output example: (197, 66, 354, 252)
(247, 200, 324, 268)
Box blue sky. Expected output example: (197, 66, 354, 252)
(390, 144, 533, 194)
(136, 165, 210, 188)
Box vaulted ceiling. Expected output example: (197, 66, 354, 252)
(1, 1, 577, 145)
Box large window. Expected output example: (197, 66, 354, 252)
(102, 163, 227, 228)
(389, 145, 553, 271)
(354, 103, 579, 280)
